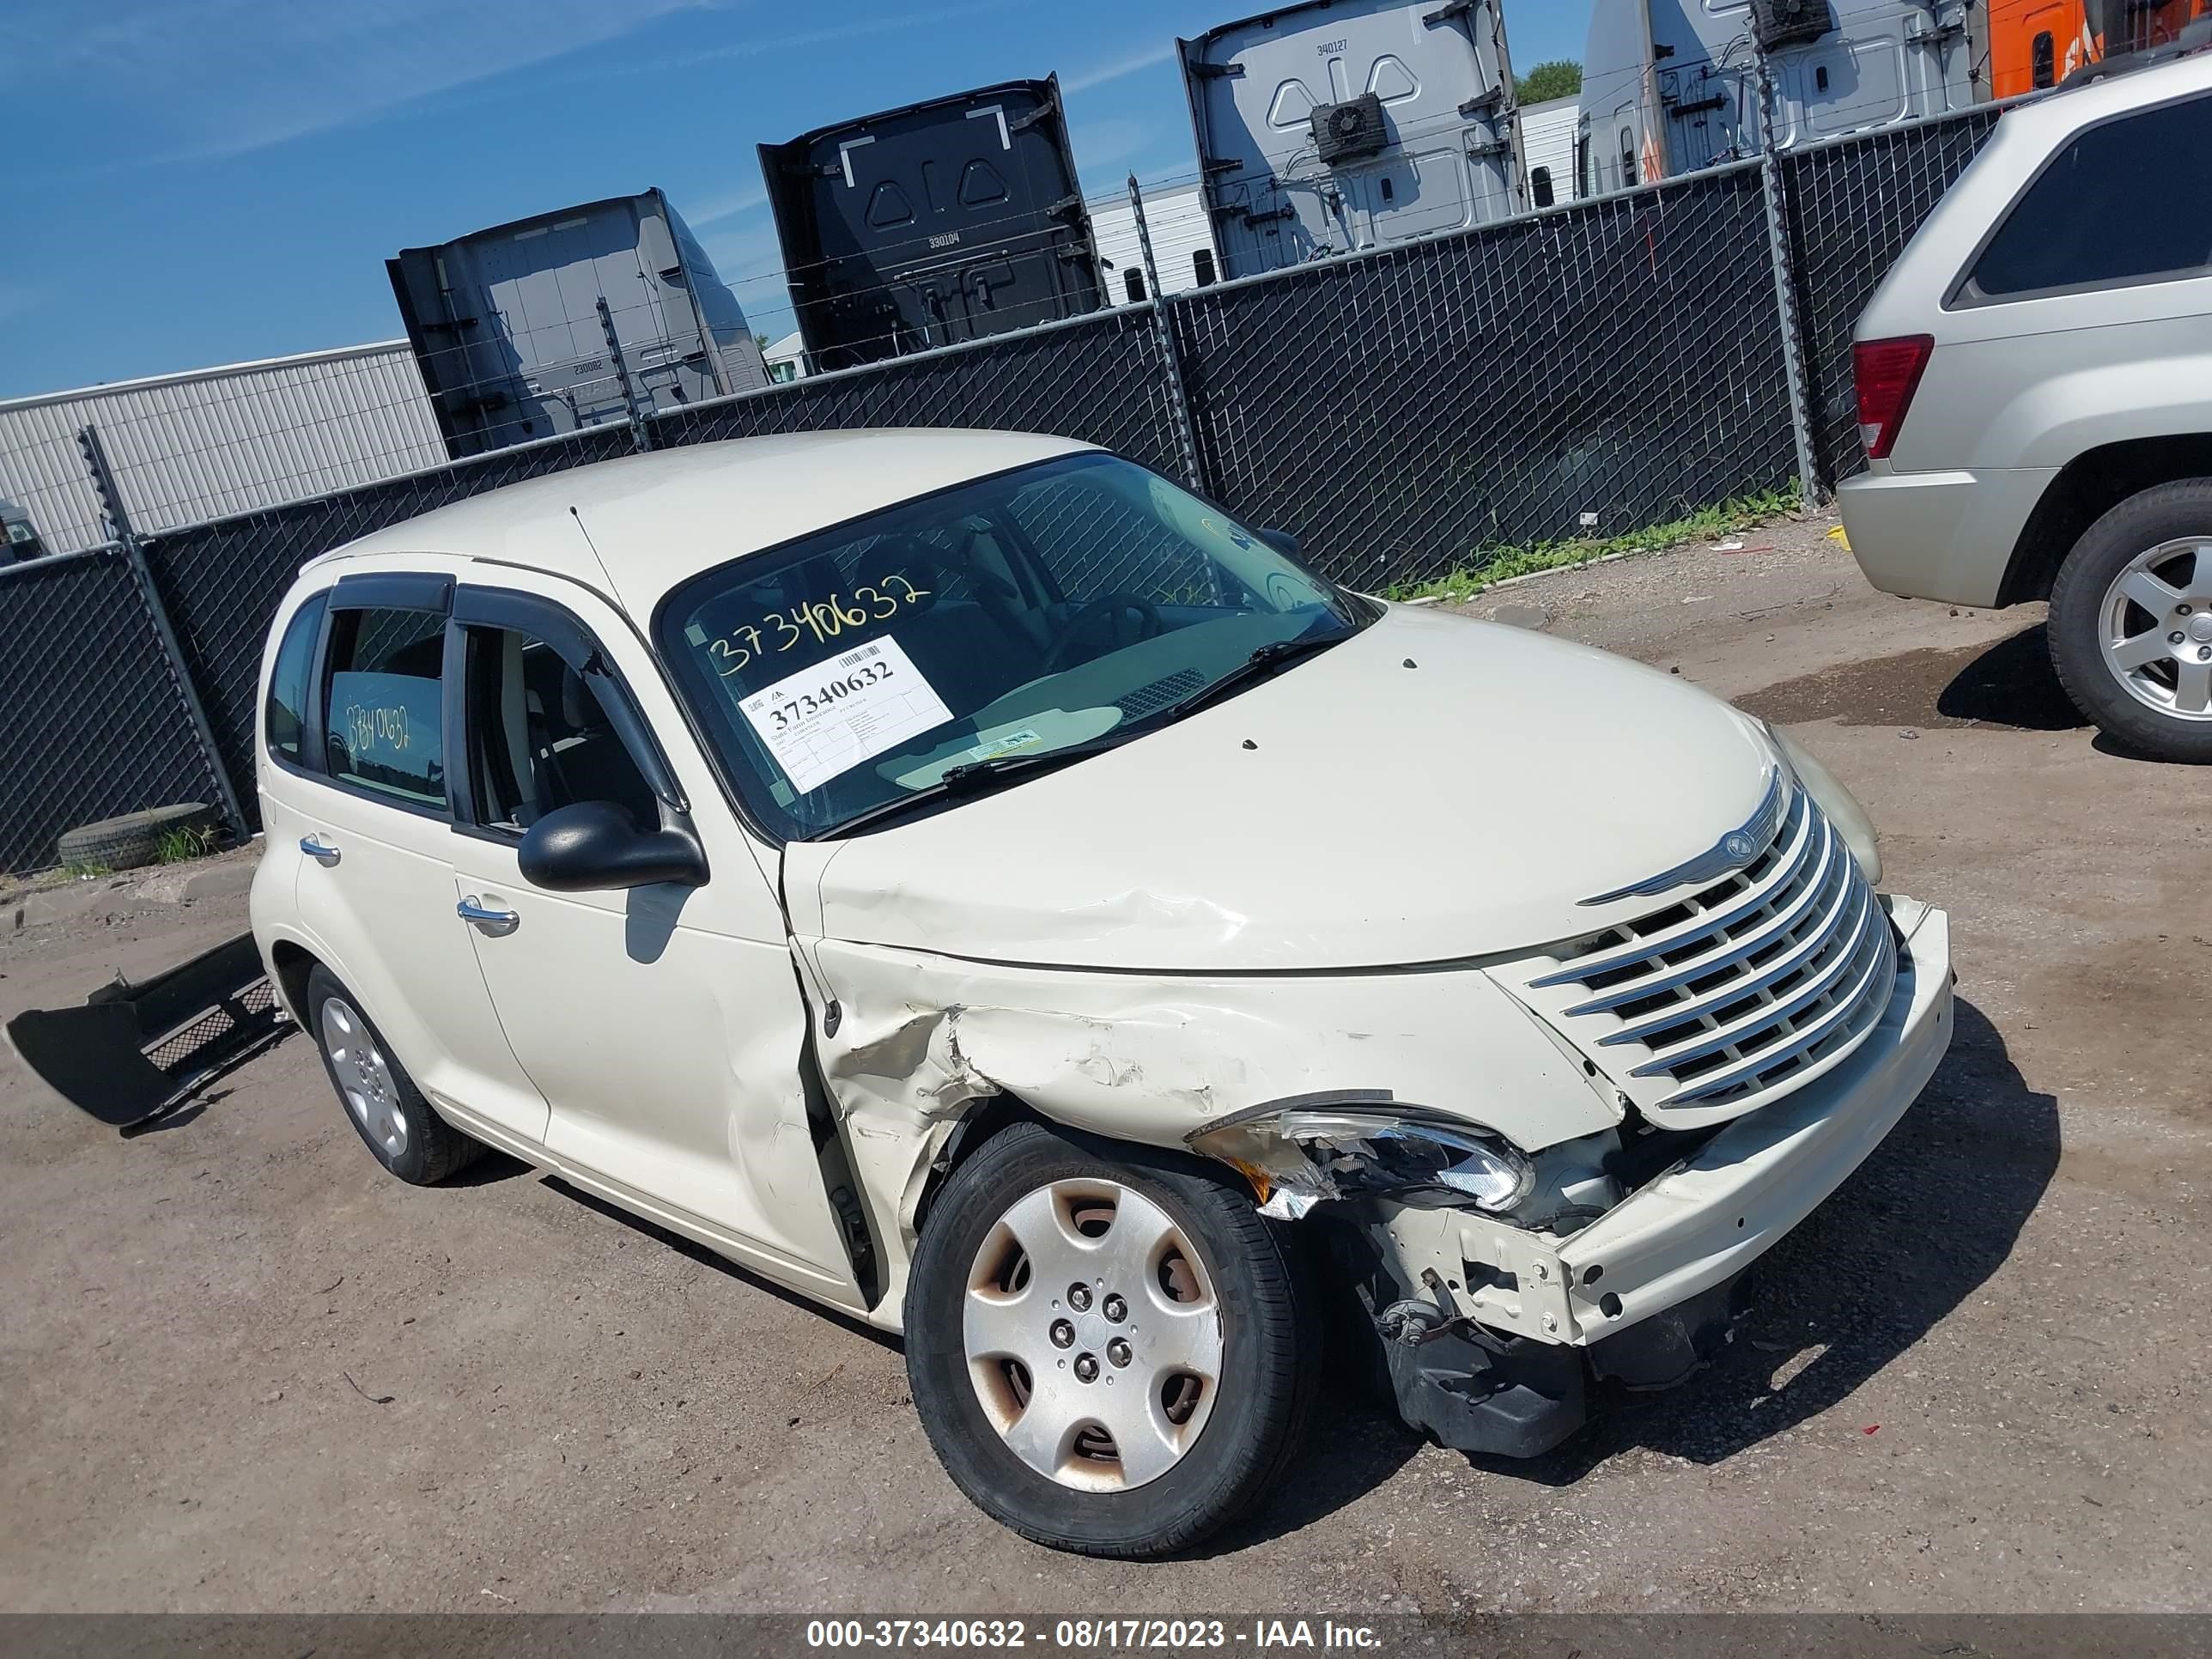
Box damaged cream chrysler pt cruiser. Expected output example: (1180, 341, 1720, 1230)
(252, 431, 1953, 1556)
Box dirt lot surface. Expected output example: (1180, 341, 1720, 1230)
(3, 514, 2208, 1614)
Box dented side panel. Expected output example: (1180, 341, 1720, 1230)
(804, 937, 1620, 1329)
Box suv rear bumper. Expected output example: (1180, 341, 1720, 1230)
(1838, 464, 2057, 608)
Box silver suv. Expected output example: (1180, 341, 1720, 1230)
(1838, 46, 2212, 762)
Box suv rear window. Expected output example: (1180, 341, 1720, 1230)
(1966, 94, 2212, 300)
(323, 607, 447, 807)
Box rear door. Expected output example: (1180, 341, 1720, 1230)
(439, 573, 864, 1305)
(286, 569, 550, 1147)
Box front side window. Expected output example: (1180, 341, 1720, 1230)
(459, 624, 659, 833)
(322, 606, 447, 808)
(659, 453, 1365, 839)
(1966, 94, 2212, 301)
(265, 589, 328, 767)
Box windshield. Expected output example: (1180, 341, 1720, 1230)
(656, 452, 1368, 838)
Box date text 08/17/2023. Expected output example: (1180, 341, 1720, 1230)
(804, 1618, 1385, 1650)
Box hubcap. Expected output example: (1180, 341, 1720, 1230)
(2098, 539, 2212, 721)
(319, 997, 407, 1159)
(962, 1178, 1222, 1492)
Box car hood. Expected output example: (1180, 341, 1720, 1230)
(789, 605, 1778, 972)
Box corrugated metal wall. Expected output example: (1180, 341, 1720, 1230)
(1520, 96, 1582, 204)
(1089, 184, 1221, 302)
(0, 343, 447, 556)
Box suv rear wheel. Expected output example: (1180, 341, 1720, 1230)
(903, 1121, 1317, 1557)
(2049, 479, 2212, 763)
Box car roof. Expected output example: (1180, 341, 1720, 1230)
(305, 427, 1100, 616)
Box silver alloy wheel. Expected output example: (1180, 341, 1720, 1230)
(319, 997, 408, 1158)
(2099, 538, 2212, 721)
(963, 1177, 1224, 1492)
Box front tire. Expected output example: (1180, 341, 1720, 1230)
(306, 963, 483, 1185)
(2049, 480, 2212, 763)
(904, 1121, 1318, 1557)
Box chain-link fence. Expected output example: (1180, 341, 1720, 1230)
(1175, 161, 1796, 592)
(0, 104, 2013, 875)
(1784, 105, 2007, 488)
(0, 549, 230, 872)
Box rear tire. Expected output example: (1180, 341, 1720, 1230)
(904, 1121, 1318, 1558)
(306, 963, 482, 1185)
(2048, 479, 2212, 763)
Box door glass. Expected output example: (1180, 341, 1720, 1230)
(462, 627, 659, 832)
(323, 607, 447, 807)
(265, 590, 328, 767)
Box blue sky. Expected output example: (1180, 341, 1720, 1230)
(0, 0, 1591, 399)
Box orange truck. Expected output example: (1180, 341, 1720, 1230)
(1984, 0, 2209, 96)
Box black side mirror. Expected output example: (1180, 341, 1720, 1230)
(518, 801, 708, 892)
(1258, 528, 1301, 558)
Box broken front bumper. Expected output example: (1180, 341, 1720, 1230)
(1376, 898, 1952, 1455)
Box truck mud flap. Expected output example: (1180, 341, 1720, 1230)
(4, 933, 289, 1127)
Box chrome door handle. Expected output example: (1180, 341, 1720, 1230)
(456, 896, 520, 936)
(299, 836, 339, 867)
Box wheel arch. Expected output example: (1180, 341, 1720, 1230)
(2000, 434, 2212, 606)
(266, 938, 320, 1027)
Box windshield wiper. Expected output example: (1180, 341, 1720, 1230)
(817, 732, 1139, 839)
(817, 628, 1352, 840)
(1148, 629, 1351, 727)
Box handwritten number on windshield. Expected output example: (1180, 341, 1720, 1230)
(707, 575, 933, 677)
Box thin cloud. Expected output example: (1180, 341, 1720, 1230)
(688, 185, 769, 228)
(1063, 44, 1176, 94)
(7, 0, 712, 162)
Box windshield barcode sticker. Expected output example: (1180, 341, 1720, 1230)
(737, 636, 953, 795)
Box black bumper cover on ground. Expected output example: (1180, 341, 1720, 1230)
(4, 933, 287, 1127)
(1386, 1273, 1747, 1458)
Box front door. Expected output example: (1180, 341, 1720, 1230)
(289, 575, 550, 1147)
(437, 575, 863, 1307)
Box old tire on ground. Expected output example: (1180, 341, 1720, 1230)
(305, 963, 483, 1185)
(904, 1120, 1318, 1558)
(54, 803, 216, 871)
(2048, 479, 2212, 763)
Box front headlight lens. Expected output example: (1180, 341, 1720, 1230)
(1765, 722, 1881, 886)
(1187, 1106, 1534, 1220)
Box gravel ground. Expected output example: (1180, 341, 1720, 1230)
(2, 511, 2207, 1614)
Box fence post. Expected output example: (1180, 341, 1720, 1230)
(1127, 174, 1206, 491)
(76, 423, 248, 839)
(1753, 45, 1825, 509)
(598, 297, 653, 453)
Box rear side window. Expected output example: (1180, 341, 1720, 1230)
(1966, 94, 2212, 300)
(323, 606, 447, 808)
(264, 591, 327, 766)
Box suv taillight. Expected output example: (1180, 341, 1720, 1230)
(1852, 335, 1935, 461)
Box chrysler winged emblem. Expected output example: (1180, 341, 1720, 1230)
(1580, 768, 1790, 906)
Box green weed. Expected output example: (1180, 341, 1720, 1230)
(1383, 487, 1803, 605)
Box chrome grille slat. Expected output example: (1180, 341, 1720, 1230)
(1625, 873, 1878, 1073)
(1528, 791, 1814, 988)
(1498, 782, 1899, 1122)
(1662, 924, 1897, 1105)
(1581, 819, 1844, 1027)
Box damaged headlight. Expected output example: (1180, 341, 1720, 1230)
(1187, 1103, 1534, 1221)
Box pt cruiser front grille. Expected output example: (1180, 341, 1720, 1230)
(1501, 785, 1898, 1119)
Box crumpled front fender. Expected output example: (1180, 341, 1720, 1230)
(800, 938, 1621, 1331)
